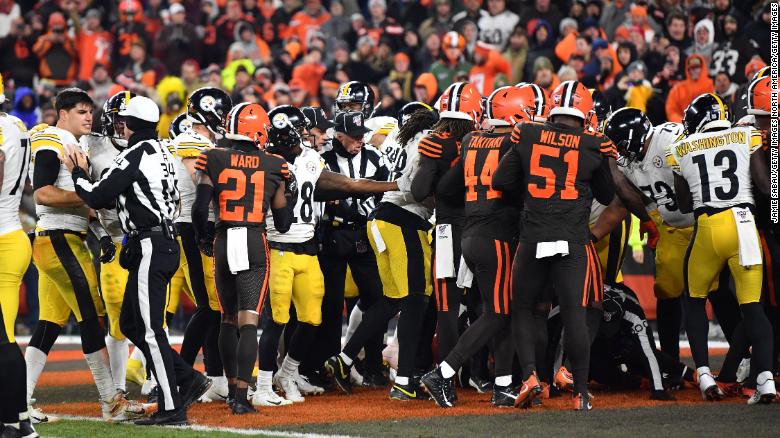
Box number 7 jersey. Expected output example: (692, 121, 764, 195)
(266, 147, 323, 242)
(666, 126, 763, 212)
(0, 114, 30, 235)
(195, 147, 289, 230)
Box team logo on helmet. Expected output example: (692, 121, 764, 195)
(200, 95, 216, 112)
(353, 114, 362, 126)
(272, 112, 290, 129)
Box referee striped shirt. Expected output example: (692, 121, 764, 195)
(71, 135, 180, 232)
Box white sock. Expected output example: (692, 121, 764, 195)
(697, 366, 712, 377)
(757, 371, 774, 387)
(280, 355, 300, 376)
(258, 370, 273, 391)
(344, 305, 364, 344)
(395, 376, 409, 386)
(24, 347, 48, 403)
(339, 352, 353, 366)
(84, 349, 117, 403)
(129, 345, 146, 368)
(106, 336, 129, 392)
(6, 422, 19, 429)
(440, 362, 456, 379)
(19, 411, 29, 422)
(495, 375, 512, 387)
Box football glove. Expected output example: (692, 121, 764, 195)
(639, 220, 660, 250)
(99, 236, 116, 263)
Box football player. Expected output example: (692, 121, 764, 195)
(667, 93, 774, 404)
(333, 81, 375, 119)
(301, 107, 333, 152)
(26, 88, 147, 421)
(492, 80, 618, 410)
(258, 106, 399, 405)
(192, 103, 294, 414)
(0, 73, 38, 437)
(168, 87, 233, 402)
(420, 86, 528, 408)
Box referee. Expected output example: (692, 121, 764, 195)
(63, 96, 210, 426)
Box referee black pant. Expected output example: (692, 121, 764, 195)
(120, 233, 195, 412)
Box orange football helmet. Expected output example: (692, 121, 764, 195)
(436, 82, 483, 123)
(747, 76, 771, 116)
(225, 102, 271, 148)
(442, 31, 466, 51)
(485, 86, 528, 126)
(119, 0, 142, 22)
(549, 80, 594, 123)
(518, 83, 549, 122)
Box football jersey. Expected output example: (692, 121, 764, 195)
(195, 146, 289, 230)
(380, 130, 433, 221)
(501, 121, 614, 244)
(417, 131, 465, 224)
(267, 147, 323, 243)
(667, 126, 763, 212)
(0, 114, 30, 235)
(30, 126, 90, 232)
(459, 130, 520, 239)
(170, 130, 214, 224)
(623, 123, 693, 228)
(82, 135, 124, 242)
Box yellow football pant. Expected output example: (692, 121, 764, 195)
(269, 250, 325, 325)
(0, 230, 32, 343)
(101, 242, 128, 339)
(592, 216, 630, 284)
(167, 235, 219, 314)
(367, 219, 432, 299)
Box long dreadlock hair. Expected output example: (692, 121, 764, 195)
(397, 109, 439, 147)
(431, 118, 475, 142)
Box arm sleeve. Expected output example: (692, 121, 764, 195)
(590, 159, 616, 206)
(32, 150, 61, 190)
(192, 183, 213, 239)
(491, 146, 525, 192)
(71, 150, 138, 210)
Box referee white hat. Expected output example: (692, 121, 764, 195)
(119, 95, 160, 123)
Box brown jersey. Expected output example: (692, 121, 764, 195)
(493, 121, 616, 244)
(195, 147, 289, 230)
(417, 131, 465, 224)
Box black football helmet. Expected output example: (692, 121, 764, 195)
(168, 112, 193, 139)
(604, 107, 653, 165)
(187, 87, 233, 135)
(683, 93, 731, 135)
(397, 101, 437, 128)
(588, 88, 612, 132)
(101, 90, 136, 147)
(267, 105, 308, 159)
(333, 81, 375, 118)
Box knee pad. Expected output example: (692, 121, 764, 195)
(79, 318, 106, 354)
(29, 320, 63, 354)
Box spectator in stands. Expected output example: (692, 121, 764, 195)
(0, 16, 38, 88)
(709, 13, 757, 85)
(112, 0, 151, 72)
(366, 0, 403, 49)
(419, 0, 453, 42)
(416, 31, 440, 74)
(345, 12, 368, 49)
(120, 40, 163, 92)
(599, 0, 629, 39)
(686, 18, 715, 65)
(227, 20, 270, 64)
(290, 77, 317, 107)
(609, 60, 653, 111)
(292, 47, 327, 97)
(413, 72, 437, 105)
(157, 75, 186, 137)
(72, 8, 112, 82)
(351, 35, 383, 84)
(88, 63, 115, 109)
(216, 0, 252, 61)
(531, 56, 560, 95)
(732, 57, 766, 121)
(288, 0, 331, 51)
(33, 12, 77, 86)
(520, 0, 564, 41)
(389, 52, 413, 101)
(10, 86, 37, 128)
(558, 65, 578, 82)
(713, 71, 738, 110)
(616, 41, 638, 73)
(504, 26, 529, 84)
(155, 3, 201, 76)
(745, 2, 771, 64)
(479, 0, 520, 51)
(524, 20, 557, 83)
(469, 41, 510, 95)
(453, 0, 486, 31)
(0, 0, 20, 38)
(665, 53, 713, 123)
(227, 64, 253, 99)
(664, 12, 690, 52)
(180, 59, 204, 95)
(321, 0, 351, 46)
(430, 31, 471, 90)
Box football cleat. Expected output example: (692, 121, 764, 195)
(469, 376, 493, 394)
(324, 356, 353, 395)
(274, 373, 305, 403)
(715, 381, 740, 397)
(361, 372, 388, 388)
(491, 385, 518, 408)
(27, 403, 58, 424)
(421, 369, 457, 408)
(389, 381, 431, 401)
(125, 358, 147, 387)
(747, 372, 776, 405)
(200, 375, 229, 402)
(1, 425, 22, 438)
(134, 408, 187, 426)
(19, 418, 38, 438)
(736, 358, 751, 384)
(650, 389, 676, 401)
(231, 399, 257, 415)
(103, 391, 154, 422)
(514, 372, 543, 409)
(573, 392, 593, 411)
(251, 388, 293, 407)
(349, 366, 364, 386)
(554, 366, 575, 392)
(293, 371, 325, 395)
(698, 372, 725, 401)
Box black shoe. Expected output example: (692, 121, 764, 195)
(492, 385, 518, 408)
(324, 356, 353, 394)
(147, 385, 160, 404)
(226, 397, 235, 408)
(19, 419, 38, 438)
(181, 373, 212, 408)
(421, 369, 456, 407)
(134, 408, 188, 426)
(650, 389, 676, 401)
(389, 381, 431, 401)
(231, 399, 257, 415)
(362, 372, 388, 388)
(303, 370, 332, 390)
(1, 426, 22, 438)
(469, 376, 493, 394)
(573, 392, 593, 411)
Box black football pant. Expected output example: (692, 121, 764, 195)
(120, 233, 195, 412)
(214, 229, 268, 384)
(511, 241, 602, 396)
(177, 223, 223, 377)
(443, 237, 514, 378)
(312, 243, 383, 375)
(433, 222, 466, 363)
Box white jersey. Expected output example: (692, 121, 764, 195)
(477, 10, 520, 51)
(623, 123, 693, 228)
(0, 114, 30, 235)
(30, 125, 89, 232)
(667, 126, 763, 212)
(169, 131, 213, 223)
(381, 130, 433, 221)
(82, 135, 124, 242)
(267, 147, 324, 243)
